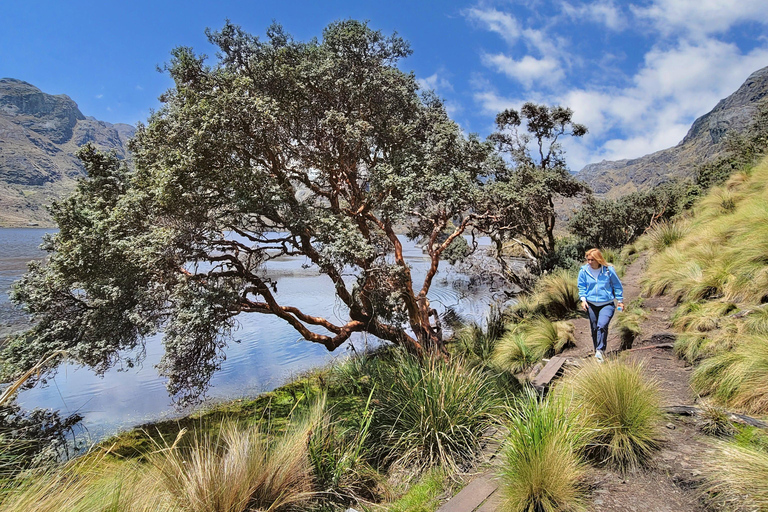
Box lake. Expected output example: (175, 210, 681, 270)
(1, 228, 500, 442)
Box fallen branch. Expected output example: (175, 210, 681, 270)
(662, 405, 768, 429)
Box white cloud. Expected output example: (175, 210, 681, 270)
(417, 72, 454, 93)
(632, 0, 768, 38)
(464, 7, 521, 45)
(96, 94, 104, 99)
(561, 1, 626, 31)
(481, 53, 564, 88)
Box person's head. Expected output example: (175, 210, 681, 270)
(585, 248, 608, 269)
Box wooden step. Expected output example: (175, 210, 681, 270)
(531, 355, 567, 391)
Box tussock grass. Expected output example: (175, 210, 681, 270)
(370, 351, 503, 472)
(492, 318, 574, 373)
(148, 415, 315, 512)
(674, 332, 711, 364)
(492, 326, 537, 374)
(692, 335, 768, 415)
(615, 302, 647, 350)
(671, 300, 738, 332)
(646, 218, 689, 253)
(450, 305, 508, 367)
(556, 359, 663, 471)
(510, 269, 580, 321)
(703, 441, 768, 511)
(525, 317, 575, 360)
(498, 390, 586, 512)
(698, 402, 737, 438)
(744, 305, 768, 335)
(0, 455, 167, 512)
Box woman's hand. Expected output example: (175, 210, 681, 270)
(581, 300, 589, 312)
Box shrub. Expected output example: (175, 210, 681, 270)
(369, 351, 503, 472)
(556, 359, 663, 471)
(703, 441, 768, 511)
(498, 390, 586, 512)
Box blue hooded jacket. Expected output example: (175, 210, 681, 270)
(577, 264, 624, 305)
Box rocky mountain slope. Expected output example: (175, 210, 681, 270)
(0, 78, 134, 227)
(578, 66, 768, 196)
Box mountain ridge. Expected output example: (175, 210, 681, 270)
(0, 78, 134, 227)
(577, 66, 768, 196)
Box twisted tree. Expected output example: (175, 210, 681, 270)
(4, 21, 495, 403)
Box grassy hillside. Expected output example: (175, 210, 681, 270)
(640, 154, 768, 414)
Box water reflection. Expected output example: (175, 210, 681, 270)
(1, 228, 498, 442)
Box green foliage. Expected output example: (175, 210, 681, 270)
(5, 20, 513, 402)
(498, 390, 587, 512)
(557, 359, 663, 471)
(449, 305, 508, 368)
(368, 350, 503, 472)
(568, 180, 694, 249)
(492, 326, 537, 374)
(386, 468, 446, 512)
(479, 103, 588, 289)
(671, 300, 738, 332)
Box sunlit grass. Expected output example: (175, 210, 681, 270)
(369, 350, 504, 472)
(498, 390, 587, 512)
(692, 334, 768, 415)
(703, 441, 768, 511)
(556, 359, 663, 471)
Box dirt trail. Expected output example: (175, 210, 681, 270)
(560, 254, 709, 511)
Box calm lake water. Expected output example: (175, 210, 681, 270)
(1, 228, 499, 442)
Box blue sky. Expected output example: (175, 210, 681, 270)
(2, 0, 767, 171)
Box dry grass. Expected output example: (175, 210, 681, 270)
(703, 441, 768, 511)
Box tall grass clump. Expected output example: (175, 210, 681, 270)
(671, 300, 739, 332)
(524, 317, 575, 360)
(615, 301, 647, 350)
(691, 335, 768, 414)
(703, 441, 768, 511)
(0, 455, 167, 512)
(148, 417, 314, 512)
(556, 359, 663, 471)
(450, 305, 507, 367)
(492, 325, 536, 374)
(498, 390, 586, 512)
(646, 218, 689, 253)
(370, 350, 503, 472)
(534, 269, 580, 320)
(307, 393, 383, 505)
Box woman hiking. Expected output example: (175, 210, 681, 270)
(577, 248, 624, 362)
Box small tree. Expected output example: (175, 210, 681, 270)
(4, 21, 497, 403)
(478, 103, 588, 288)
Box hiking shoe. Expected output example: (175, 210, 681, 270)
(595, 350, 604, 362)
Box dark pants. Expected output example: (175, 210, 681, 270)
(587, 302, 615, 352)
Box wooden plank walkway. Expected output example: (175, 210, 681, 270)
(531, 355, 566, 391)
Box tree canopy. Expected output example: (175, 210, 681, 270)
(4, 21, 587, 403)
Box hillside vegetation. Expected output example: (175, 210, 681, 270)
(640, 155, 768, 415)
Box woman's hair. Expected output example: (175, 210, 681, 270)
(585, 248, 609, 267)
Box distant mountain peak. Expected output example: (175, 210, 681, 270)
(578, 65, 768, 196)
(0, 79, 135, 227)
